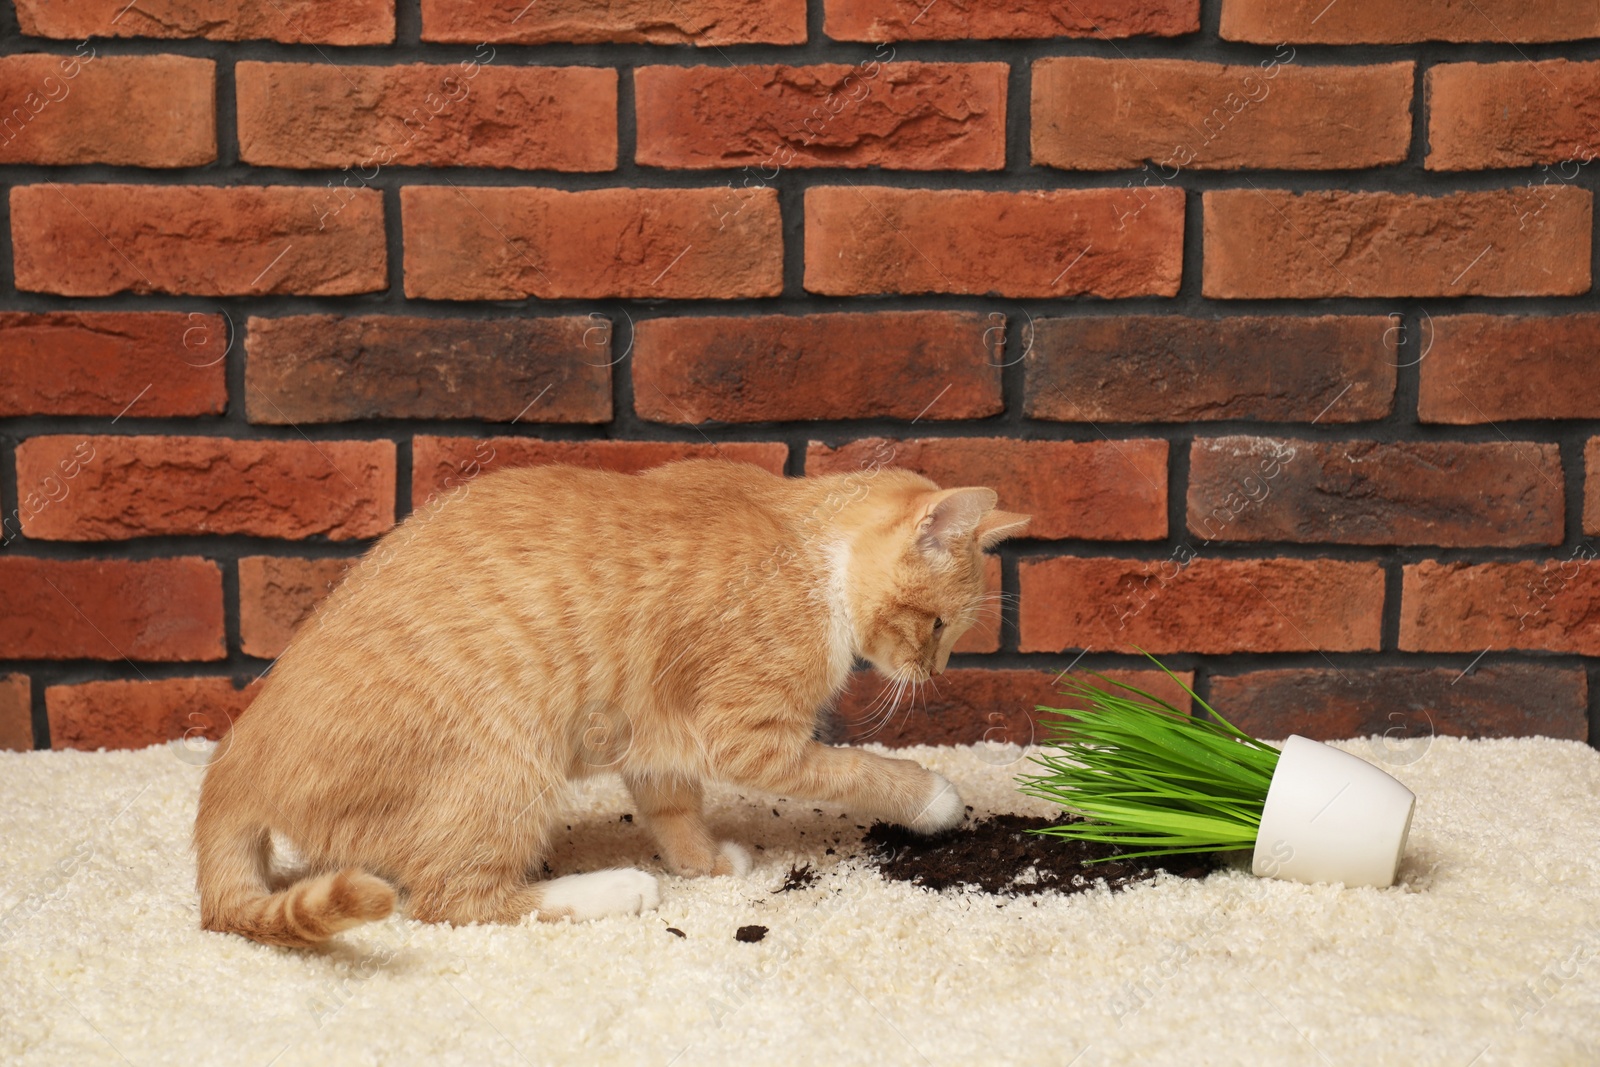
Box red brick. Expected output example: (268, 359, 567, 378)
(0, 54, 214, 167)
(237, 62, 616, 171)
(1188, 437, 1564, 547)
(1203, 188, 1592, 298)
(807, 437, 1167, 541)
(0, 674, 31, 751)
(0, 312, 227, 418)
(1401, 559, 1600, 655)
(238, 556, 354, 659)
(411, 437, 789, 505)
(632, 313, 1001, 424)
(402, 186, 782, 300)
(421, 0, 805, 44)
(0, 557, 223, 661)
(1427, 61, 1600, 170)
(10, 184, 386, 297)
(635, 63, 1006, 171)
(805, 186, 1184, 297)
(1209, 665, 1588, 742)
(832, 668, 1193, 747)
(245, 316, 612, 424)
(15, 0, 394, 43)
(1588, 438, 1600, 536)
(1024, 315, 1396, 423)
(1033, 58, 1411, 171)
(1419, 315, 1600, 422)
(46, 677, 262, 751)
(825, 0, 1197, 40)
(1220, 0, 1600, 43)
(15, 436, 395, 542)
(1019, 557, 1384, 654)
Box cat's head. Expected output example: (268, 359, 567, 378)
(845, 479, 1030, 682)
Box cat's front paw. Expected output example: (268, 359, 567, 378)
(906, 772, 965, 834)
(710, 841, 752, 877)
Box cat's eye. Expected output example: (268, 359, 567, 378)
(933, 617, 945, 632)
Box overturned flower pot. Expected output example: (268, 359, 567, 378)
(1020, 656, 1417, 890)
(1252, 735, 1415, 888)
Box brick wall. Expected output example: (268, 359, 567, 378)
(2, 0, 1598, 753)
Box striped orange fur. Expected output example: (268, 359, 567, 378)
(195, 459, 1029, 946)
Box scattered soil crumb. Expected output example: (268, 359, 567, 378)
(862, 813, 1219, 898)
(666, 927, 685, 938)
(775, 864, 818, 893)
(735, 925, 768, 943)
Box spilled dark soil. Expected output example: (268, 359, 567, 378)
(775, 863, 819, 892)
(862, 813, 1220, 898)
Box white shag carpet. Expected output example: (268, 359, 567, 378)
(3, 737, 1600, 1066)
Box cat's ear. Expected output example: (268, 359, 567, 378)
(976, 509, 1031, 549)
(916, 488, 998, 555)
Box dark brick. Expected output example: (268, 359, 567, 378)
(1024, 316, 1396, 423)
(1209, 665, 1588, 742)
(831, 668, 1193, 747)
(245, 316, 612, 424)
(1188, 437, 1564, 547)
(633, 313, 1002, 424)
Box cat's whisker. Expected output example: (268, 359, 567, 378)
(852, 676, 896, 734)
(845, 673, 901, 727)
(858, 669, 910, 743)
(899, 678, 925, 738)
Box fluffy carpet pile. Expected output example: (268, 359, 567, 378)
(3, 736, 1599, 1065)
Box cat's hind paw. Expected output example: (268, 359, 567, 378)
(907, 772, 965, 834)
(711, 841, 752, 877)
(537, 868, 661, 922)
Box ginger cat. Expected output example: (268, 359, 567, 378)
(194, 458, 1029, 947)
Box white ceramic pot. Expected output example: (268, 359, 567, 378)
(1250, 735, 1416, 889)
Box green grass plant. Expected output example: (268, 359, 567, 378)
(1017, 657, 1281, 861)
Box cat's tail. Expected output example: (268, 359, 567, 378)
(194, 788, 395, 948)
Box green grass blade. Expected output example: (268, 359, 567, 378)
(1016, 654, 1280, 861)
